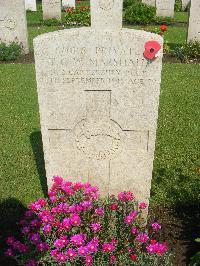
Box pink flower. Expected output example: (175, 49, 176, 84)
(70, 234, 86, 246)
(110, 255, 117, 264)
(37, 242, 49, 252)
(139, 201, 148, 209)
(78, 246, 89, 257)
(21, 226, 30, 234)
(37, 198, 46, 207)
(6, 236, 15, 245)
(102, 243, 115, 253)
(4, 248, 14, 257)
(109, 203, 118, 210)
(151, 222, 161, 231)
(53, 238, 65, 249)
(118, 191, 134, 202)
(52, 176, 63, 185)
(146, 242, 168, 254)
(29, 233, 40, 243)
(42, 224, 52, 234)
(56, 252, 67, 263)
(50, 249, 59, 257)
(90, 223, 101, 233)
(136, 233, 149, 243)
(87, 238, 99, 253)
(126, 191, 134, 201)
(24, 210, 34, 217)
(95, 207, 104, 216)
(118, 192, 126, 201)
(30, 219, 40, 228)
(81, 201, 93, 211)
(25, 259, 38, 266)
(62, 218, 72, 231)
(85, 255, 93, 265)
(131, 227, 138, 235)
(129, 210, 138, 219)
(67, 248, 76, 259)
(124, 215, 133, 225)
(73, 182, 84, 190)
(70, 214, 81, 226)
(28, 202, 41, 212)
(61, 184, 75, 196)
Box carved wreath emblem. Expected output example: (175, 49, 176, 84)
(74, 120, 121, 161)
(98, 0, 114, 10)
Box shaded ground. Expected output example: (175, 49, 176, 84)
(149, 204, 200, 266)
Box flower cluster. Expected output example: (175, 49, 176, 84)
(5, 177, 170, 265)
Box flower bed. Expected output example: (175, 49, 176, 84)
(5, 177, 172, 265)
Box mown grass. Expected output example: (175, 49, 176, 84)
(0, 63, 199, 208)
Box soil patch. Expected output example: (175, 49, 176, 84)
(149, 203, 200, 266)
(0, 52, 35, 64)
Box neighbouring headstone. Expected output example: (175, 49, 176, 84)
(25, 0, 37, 11)
(0, 0, 29, 53)
(187, 0, 200, 42)
(182, 0, 190, 11)
(62, 0, 75, 8)
(34, 0, 163, 210)
(42, 0, 61, 20)
(142, 0, 155, 7)
(156, 0, 175, 17)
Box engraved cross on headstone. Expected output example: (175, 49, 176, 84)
(49, 90, 149, 195)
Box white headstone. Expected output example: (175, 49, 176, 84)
(187, 0, 200, 42)
(182, 0, 190, 10)
(156, 0, 175, 17)
(142, 0, 155, 7)
(0, 0, 29, 54)
(62, 0, 75, 8)
(25, 0, 37, 11)
(42, 0, 61, 20)
(34, 0, 163, 208)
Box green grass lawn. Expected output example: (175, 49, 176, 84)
(25, 3, 189, 51)
(0, 63, 199, 208)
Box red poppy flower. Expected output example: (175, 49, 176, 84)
(160, 24, 167, 32)
(143, 41, 161, 60)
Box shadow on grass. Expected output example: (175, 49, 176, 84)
(151, 168, 200, 265)
(30, 131, 48, 197)
(0, 198, 27, 265)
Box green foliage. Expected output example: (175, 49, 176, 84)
(173, 41, 200, 62)
(0, 42, 22, 61)
(123, 0, 139, 10)
(189, 238, 200, 266)
(174, 0, 182, 12)
(64, 7, 90, 26)
(41, 18, 61, 26)
(124, 2, 156, 25)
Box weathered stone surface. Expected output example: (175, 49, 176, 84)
(156, 0, 175, 17)
(42, 0, 61, 20)
(187, 0, 200, 42)
(34, 0, 163, 206)
(0, 0, 29, 53)
(142, 0, 155, 7)
(25, 0, 37, 11)
(62, 0, 75, 8)
(182, 0, 190, 10)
